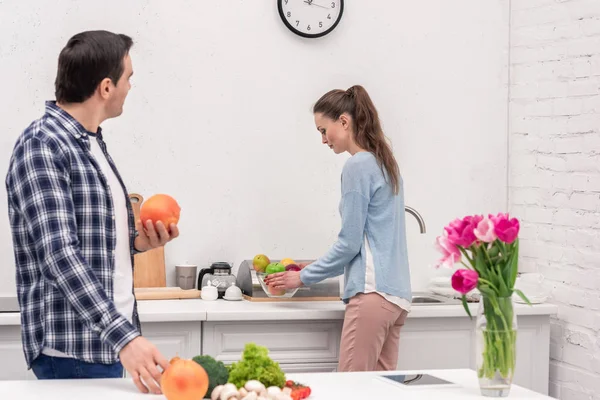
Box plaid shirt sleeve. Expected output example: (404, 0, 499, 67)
(13, 137, 140, 354)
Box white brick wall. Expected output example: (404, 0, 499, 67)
(509, 1, 600, 399)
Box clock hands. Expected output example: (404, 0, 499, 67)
(303, 0, 330, 10)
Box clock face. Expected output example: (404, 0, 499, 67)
(278, 0, 344, 38)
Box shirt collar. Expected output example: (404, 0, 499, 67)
(44, 101, 103, 140)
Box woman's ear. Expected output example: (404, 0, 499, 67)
(339, 113, 351, 130)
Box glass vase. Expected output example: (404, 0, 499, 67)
(475, 295, 518, 397)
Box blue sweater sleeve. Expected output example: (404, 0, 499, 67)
(300, 160, 371, 286)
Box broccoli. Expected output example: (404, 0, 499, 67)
(192, 355, 229, 395)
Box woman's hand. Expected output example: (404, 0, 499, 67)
(264, 271, 304, 289)
(134, 219, 180, 252)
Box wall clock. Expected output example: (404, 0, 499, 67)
(278, 0, 344, 39)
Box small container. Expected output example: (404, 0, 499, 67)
(176, 264, 198, 290)
(201, 280, 218, 301)
(224, 283, 243, 301)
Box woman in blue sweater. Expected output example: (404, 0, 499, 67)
(265, 85, 412, 372)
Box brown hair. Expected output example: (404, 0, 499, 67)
(55, 30, 133, 103)
(313, 85, 400, 194)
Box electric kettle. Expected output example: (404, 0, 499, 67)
(198, 262, 236, 299)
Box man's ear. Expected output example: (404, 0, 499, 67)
(98, 78, 113, 100)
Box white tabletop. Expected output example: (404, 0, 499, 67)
(0, 369, 553, 399)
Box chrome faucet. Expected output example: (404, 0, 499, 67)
(405, 206, 426, 233)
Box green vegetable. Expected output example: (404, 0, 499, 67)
(227, 343, 286, 389)
(192, 355, 229, 394)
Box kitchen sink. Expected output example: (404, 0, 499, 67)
(412, 296, 442, 304)
(411, 292, 461, 305)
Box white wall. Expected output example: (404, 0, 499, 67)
(509, 0, 600, 399)
(0, 1, 509, 296)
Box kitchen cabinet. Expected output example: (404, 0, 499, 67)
(202, 316, 549, 394)
(140, 321, 202, 360)
(0, 326, 35, 380)
(397, 317, 474, 370)
(0, 322, 201, 381)
(123, 321, 202, 378)
(202, 320, 343, 373)
(279, 363, 338, 373)
(396, 315, 550, 395)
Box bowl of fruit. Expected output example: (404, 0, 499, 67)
(253, 256, 302, 298)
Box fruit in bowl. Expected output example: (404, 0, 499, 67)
(280, 258, 296, 266)
(252, 254, 270, 272)
(285, 263, 301, 272)
(268, 285, 287, 297)
(265, 262, 286, 274)
(256, 272, 299, 298)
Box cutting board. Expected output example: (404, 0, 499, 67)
(134, 287, 201, 300)
(129, 193, 167, 288)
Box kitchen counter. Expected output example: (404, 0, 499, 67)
(0, 369, 553, 399)
(197, 298, 557, 321)
(0, 297, 558, 325)
(0, 297, 557, 394)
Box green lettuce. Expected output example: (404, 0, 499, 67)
(227, 343, 285, 389)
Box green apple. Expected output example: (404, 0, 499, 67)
(265, 262, 286, 274)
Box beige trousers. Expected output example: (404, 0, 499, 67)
(338, 292, 408, 372)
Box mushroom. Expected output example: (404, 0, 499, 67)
(220, 386, 240, 400)
(257, 397, 267, 400)
(276, 395, 292, 400)
(212, 385, 224, 400)
(266, 387, 281, 399)
(282, 387, 292, 395)
(239, 388, 249, 397)
(224, 383, 238, 392)
(241, 392, 258, 400)
(244, 380, 266, 393)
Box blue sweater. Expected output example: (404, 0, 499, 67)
(300, 152, 412, 303)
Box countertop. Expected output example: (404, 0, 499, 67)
(0, 369, 553, 399)
(0, 297, 558, 326)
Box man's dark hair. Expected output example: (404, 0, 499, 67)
(55, 30, 133, 103)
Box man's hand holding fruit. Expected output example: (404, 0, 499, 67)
(135, 194, 181, 252)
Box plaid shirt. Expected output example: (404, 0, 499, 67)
(5, 101, 141, 367)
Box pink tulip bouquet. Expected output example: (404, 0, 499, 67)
(435, 213, 531, 383)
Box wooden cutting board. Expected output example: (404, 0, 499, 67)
(134, 287, 201, 300)
(129, 193, 167, 288)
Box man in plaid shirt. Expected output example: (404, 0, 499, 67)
(5, 31, 179, 394)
